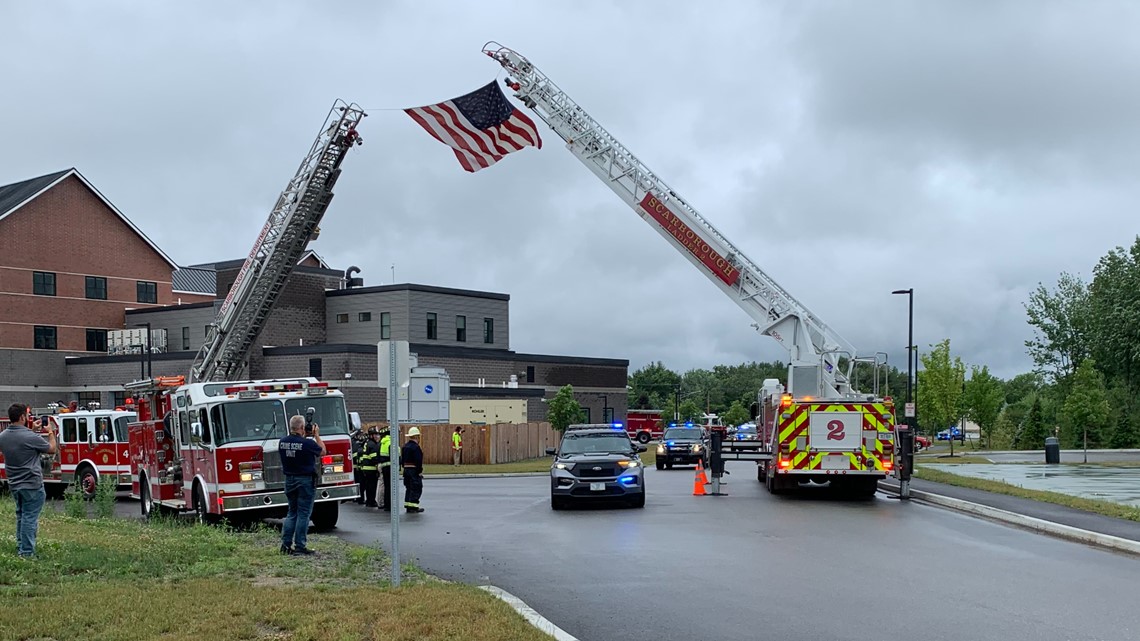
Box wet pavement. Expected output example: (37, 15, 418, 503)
(924, 463, 1140, 507)
(327, 462, 1140, 641)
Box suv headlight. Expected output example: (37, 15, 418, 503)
(656, 444, 665, 454)
(692, 444, 703, 453)
(554, 463, 569, 470)
(617, 460, 640, 469)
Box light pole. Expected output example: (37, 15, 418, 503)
(892, 289, 914, 499)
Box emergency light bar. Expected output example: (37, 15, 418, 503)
(223, 381, 332, 398)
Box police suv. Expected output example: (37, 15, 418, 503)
(546, 424, 647, 510)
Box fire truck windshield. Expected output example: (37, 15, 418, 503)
(284, 397, 350, 436)
(217, 400, 288, 445)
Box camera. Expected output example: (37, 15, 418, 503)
(304, 407, 315, 436)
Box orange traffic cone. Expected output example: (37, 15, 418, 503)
(696, 459, 710, 485)
(693, 464, 708, 496)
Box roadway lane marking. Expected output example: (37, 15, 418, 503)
(479, 585, 579, 641)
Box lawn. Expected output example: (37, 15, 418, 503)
(0, 497, 554, 641)
(914, 465, 1140, 523)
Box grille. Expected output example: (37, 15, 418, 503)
(262, 450, 285, 488)
(574, 465, 618, 478)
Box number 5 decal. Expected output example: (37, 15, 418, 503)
(826, 419, 845, 441)
(224, 459, 233, 472)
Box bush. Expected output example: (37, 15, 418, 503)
(93, 474, 117, 519)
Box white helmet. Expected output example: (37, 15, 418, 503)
(407, 426, 421, 437)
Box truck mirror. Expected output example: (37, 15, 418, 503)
(545, 448, 556, 456)
(190, 422, 204, 444)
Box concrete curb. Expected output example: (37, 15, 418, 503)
(879, 482, 1140, 557)
(479, 585, 578, 641)
(424, 472, 547, 479)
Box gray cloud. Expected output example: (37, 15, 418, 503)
(3, 1, 1136, 382)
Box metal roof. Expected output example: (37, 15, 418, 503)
(172, 266, 217, 295)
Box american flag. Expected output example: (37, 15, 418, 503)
(405, 81, 542, 173)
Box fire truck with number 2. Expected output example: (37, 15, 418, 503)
(484, 45, 898, 496)
(127, 101, 365, 527)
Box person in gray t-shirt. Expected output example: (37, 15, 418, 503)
(0, 403, 58, 558)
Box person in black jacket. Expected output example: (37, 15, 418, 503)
(401, 427, 424, 513)
(350, 428, 367, 504)
(359, 428, 381, 507)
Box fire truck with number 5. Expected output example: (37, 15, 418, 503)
(127, 100, 365, 526)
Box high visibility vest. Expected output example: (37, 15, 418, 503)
(379, 435, 392, 467)
(452, 432, 462, 450)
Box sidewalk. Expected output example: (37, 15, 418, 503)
(881, 477, 1140, 544)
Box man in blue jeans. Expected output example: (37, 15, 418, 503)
(0, 403, 58, 558)
(279, 415, 325, 556)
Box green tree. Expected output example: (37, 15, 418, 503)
(1059, 359, 1111, 454)
(1004, 372, 1043, 407)
(990, 409, 1016, 450)
(1088, 237, 1140, 393)
(962, 365, 1005, 449)
(1107, 382, 1140, 448)
(1024, 272, 1091, 387)
(661, 397, 704, 424)
(1016, 397, 1050, 450)
(722, 400, 751, 427)
(917, 339, 965, 437)
(547, 385, 585, 432)
(627, 362, 680, 409)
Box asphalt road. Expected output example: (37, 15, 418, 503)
(329, 462, 1140, 641)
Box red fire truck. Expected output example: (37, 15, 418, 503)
(126, 100, 366, 528)
(128, 376, 355, 528)
(0, 403, 137, 498)
(624, 410, 664, 444)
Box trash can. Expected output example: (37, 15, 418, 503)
(1044, 437, 1061, 464)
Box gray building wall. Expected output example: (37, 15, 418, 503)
(326, 285, 509, 351)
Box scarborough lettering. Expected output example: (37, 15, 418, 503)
(639, 194, 740, 286)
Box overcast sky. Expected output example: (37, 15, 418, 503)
(4, 1, 1138, 380)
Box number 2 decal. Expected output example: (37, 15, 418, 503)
(826, 419, 845, 441)
(224, 460, 233, 472)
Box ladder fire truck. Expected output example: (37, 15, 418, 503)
(126, 101, 365, 527)
(0, 402, 137, 499)
(484, 45, 904, 496)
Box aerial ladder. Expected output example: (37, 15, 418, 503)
(190, 101, 366, 383)
(483, 45, 903, 496)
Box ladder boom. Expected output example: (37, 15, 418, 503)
(483, 44, 857, 396)
(190, 101, 366, 383)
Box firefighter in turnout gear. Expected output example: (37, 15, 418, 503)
(378, 430, 392, 511)
(351, 428, 368, 504)
(359, 428, 381, 507)
(402, 427, 425, 513)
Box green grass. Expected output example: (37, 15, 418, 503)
(0, 496, 554, 641)
(914, 466, 1140, 523)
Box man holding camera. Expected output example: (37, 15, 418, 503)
(0, 404, 58, 558)
(279, 414, 325, 556)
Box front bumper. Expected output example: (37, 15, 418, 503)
(220, 483, 358, 512)
(658, 447, 705, 464)
(551, 470, 644, 499)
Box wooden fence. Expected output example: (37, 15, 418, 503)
(364, 421, 561, 465)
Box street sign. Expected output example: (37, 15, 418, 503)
(904, 402, 915, 418)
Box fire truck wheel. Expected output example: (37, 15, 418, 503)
(140, 480, 154, 520)
(310, 502, 339, 531)
(636, 432, 651, 444)
(77, 465, 98, 500)
(193, 485, 216, 525)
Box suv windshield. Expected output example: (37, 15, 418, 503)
(284, 397, 350, 435)
(663, 429, 702, 440)
(560, 433, 634, 455)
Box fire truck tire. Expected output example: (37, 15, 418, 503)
(193, 485, 217, 525)
(140, 480, 154, 520)
(636, 432, 651, 444)
(77, 465, 98, 500)
(757, 463, 765, 483)
(310, 502, 339, 531)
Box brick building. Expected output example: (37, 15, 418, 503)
(0, 169, 628, 420)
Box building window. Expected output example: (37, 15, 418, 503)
(34, 326, 57, 350)
(336, 313, 349, 324)
(112, 391, 127, 408)
(456, 315, 466, 342)
(427, 312, 437, 340)
(380, 312, 391, 340)
(182, 327, 190, 350)
(85, 329, 107, 352)
(85, 276, 107, 300)
(526, 365, 535, 383)
(358, 312, 372, 322)
(581, 407, 591, 423)
(309, 358, 322, 379)
(484, 317, 494, 344)
(33, 271, 56, 296)
(603, 407, 615, 423)
(136, 281, 158, 304)
(77, 391, 100, 407)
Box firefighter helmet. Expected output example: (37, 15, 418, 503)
(407, 427, 421, 437)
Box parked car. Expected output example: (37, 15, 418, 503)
(914, 434, 931, 451)
(937, 427, 965, 443)
(654, 427, 708, 470)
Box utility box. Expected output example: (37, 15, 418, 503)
(108, 328, 168, 355)
(403, 367, 450, 423)
(450, 399, 528, 425)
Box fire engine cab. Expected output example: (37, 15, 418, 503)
(128, 376, 356, 528)
(0, 402, 137, 499)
